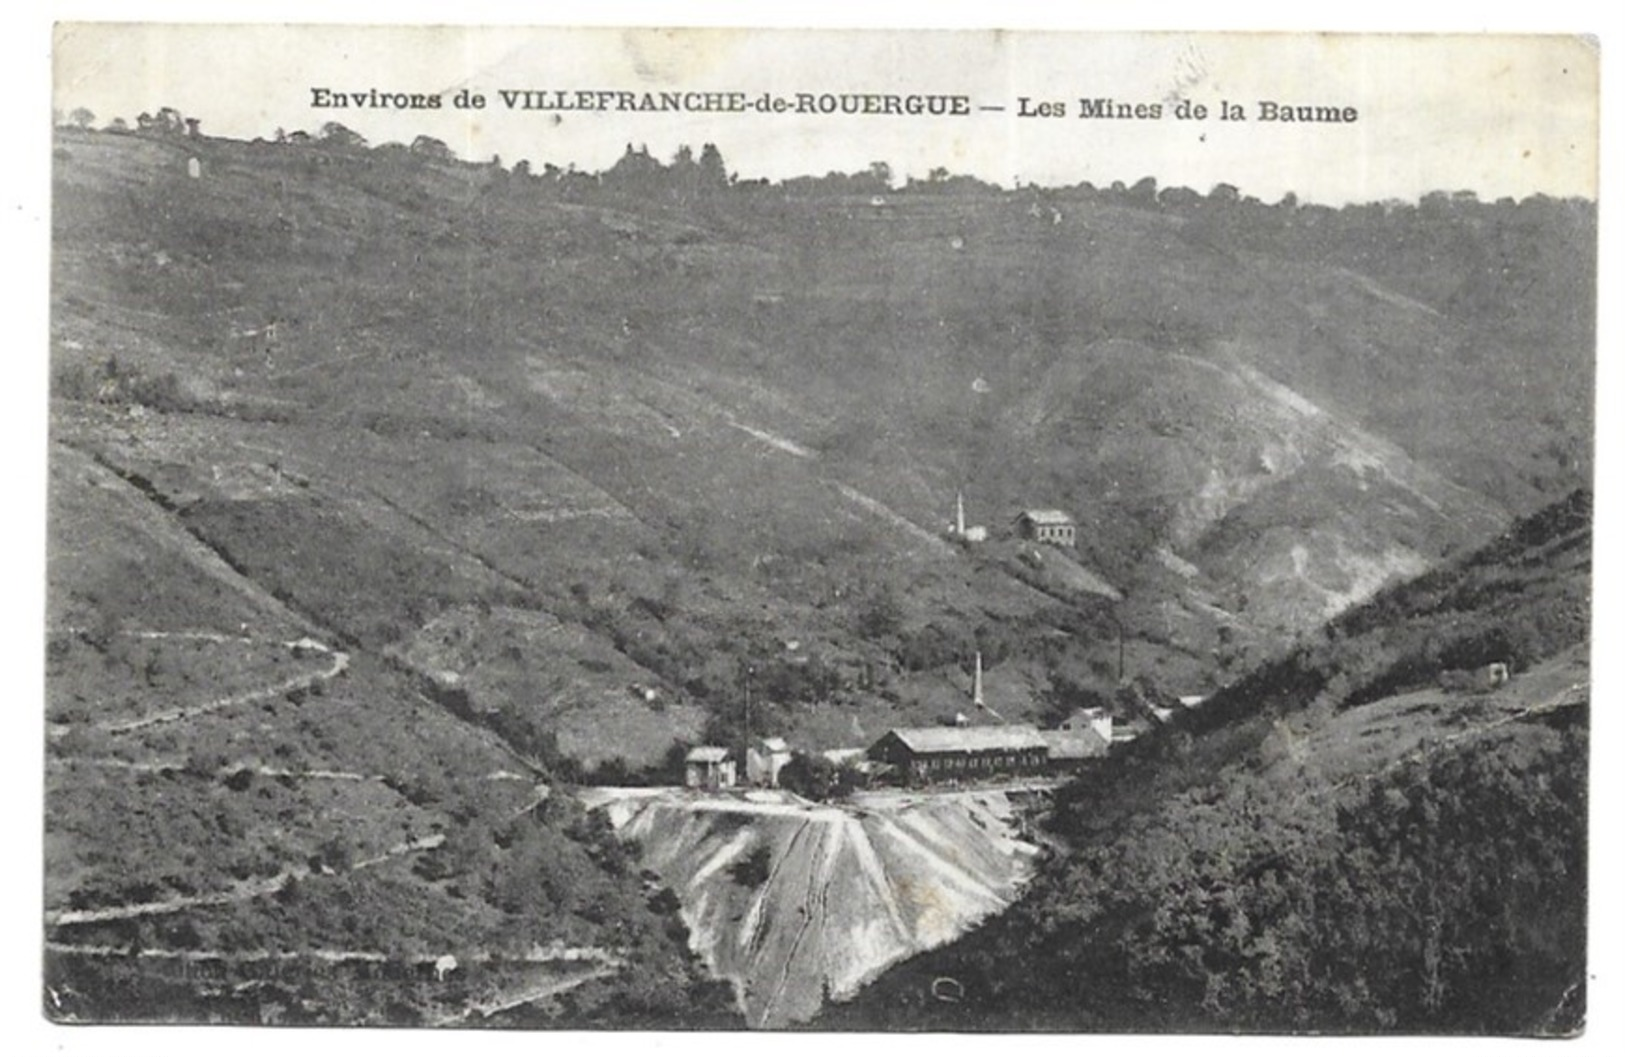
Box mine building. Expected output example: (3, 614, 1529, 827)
(1040, 726, 1111, 773)
(1015, 509, 1077, 547)
(745, 736, 793, 787)
(866, 725, 1049, 785)
(1057, 707, 1113, 743)
(684, 746, 737, 790)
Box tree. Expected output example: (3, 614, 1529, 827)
(410, 135, 455, 162)
(698, 143, 728, 189)
(154, 107, 185, 135)
(778, 752, 858, 801)
(68, 107, 95, 129)
(855, 584, 905, 640)
(1158, 186, 1202, 210)
(1126, 176, 1159, 205)
(312, 835, 355, 873)
(318, 121, 367, 149)
(727, 844, 772, 887)
(605, 143, 664, 192)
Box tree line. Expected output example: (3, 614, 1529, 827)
(56, 107, 1596, 223)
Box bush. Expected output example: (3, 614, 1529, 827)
(855, 586, 905, 640)
(779, 752, 860, 801)
(312, 835, 355, 873)
(727, 844, 771, 888)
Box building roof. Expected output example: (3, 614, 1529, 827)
(758, 737, 790, 753)
(1017, 509, 1075, 526)
(1042, 729, 1111, 760)
(878, 724, 1048, 754)
(685, 746, 732, 764)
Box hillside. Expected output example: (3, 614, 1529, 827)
(45, 441, 738, 1026)
(50, 126, 1592, 760)
(45, 122, 1593, 1027)
(817, 490, 1589, 1034)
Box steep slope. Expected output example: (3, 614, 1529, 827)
(50, 126, 1587, 748)
(820, 491, 1589, 1034)
(45, 422, 735, 1028)
(1003, 339, 1506, 636)
(583, 787, 1042, 1027)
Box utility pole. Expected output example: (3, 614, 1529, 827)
(742, 662, 753, 783)
(1108, 610, 1126, 685)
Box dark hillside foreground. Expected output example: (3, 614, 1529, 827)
(46, 119, 1592, 1029)
(817, 491, 1588, 1033)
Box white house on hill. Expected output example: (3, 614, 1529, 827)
(1015, 509, 1077, 547)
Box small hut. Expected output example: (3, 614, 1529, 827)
(684, 746, 737, 790)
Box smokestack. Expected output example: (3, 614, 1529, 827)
(956, 490, 966, 537)
(973, 650, 984, 707)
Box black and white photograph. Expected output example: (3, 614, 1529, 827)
(36, 18, 1601, 1041)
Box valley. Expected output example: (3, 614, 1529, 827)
(43, 121, 1593, 1030)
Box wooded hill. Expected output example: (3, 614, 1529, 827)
(817, 490, 1590, 1033)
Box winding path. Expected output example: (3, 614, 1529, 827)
(44, 833, 444, 928)
(432, 962, 626, 1026)
(97, 644, 349, 734)
(45, 940, 623, 969)
(48, 757, 390, 783)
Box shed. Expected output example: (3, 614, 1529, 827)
(684, 746, 737, 790)
(746, 736, 793, 787)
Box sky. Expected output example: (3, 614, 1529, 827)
(51, 25, 1598, 206)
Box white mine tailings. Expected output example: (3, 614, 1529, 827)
(581, 787, 1042, 1028)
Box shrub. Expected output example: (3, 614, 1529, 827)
(727, 844, 771, 888)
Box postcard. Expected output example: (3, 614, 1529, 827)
(45, 23, 1597, 1036)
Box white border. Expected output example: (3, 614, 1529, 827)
(9, 5, 1618, 1057)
